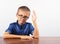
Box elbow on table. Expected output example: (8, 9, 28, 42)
(33, 36, 39, 39)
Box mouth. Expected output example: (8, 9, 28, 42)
(21, 19, 25, 22)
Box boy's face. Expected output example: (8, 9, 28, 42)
(16, 9, 30, 24)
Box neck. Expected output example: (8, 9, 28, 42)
(18, 21, 22, 25)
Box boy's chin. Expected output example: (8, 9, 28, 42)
(20, 22, 25, 24)
(18, 21, 26, 25)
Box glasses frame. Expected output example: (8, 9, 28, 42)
(17, 14, 29, 19)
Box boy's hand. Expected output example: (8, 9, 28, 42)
(32, 11, 37, 23)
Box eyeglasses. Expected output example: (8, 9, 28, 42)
(17, 14, 29, 19)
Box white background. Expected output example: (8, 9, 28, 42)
(0, 0, 60, 37)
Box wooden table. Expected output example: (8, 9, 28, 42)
(0, 37, 60, 44)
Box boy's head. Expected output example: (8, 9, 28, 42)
(16, 6, 30, 25)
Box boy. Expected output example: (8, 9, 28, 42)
(3, 6, 39, 39)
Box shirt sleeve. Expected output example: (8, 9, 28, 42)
(29, 23, 34, 35)
(5, 24, 13, 34)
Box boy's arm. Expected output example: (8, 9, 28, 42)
(33, 21, 39, 38)
(3, 32, 33, 39)
(32, 11, 39, 38)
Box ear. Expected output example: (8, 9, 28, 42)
(16, 13, 18, 17)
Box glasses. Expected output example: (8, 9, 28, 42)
(17, 14, 29, 19)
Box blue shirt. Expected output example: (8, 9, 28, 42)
(5, 21, 34, 36)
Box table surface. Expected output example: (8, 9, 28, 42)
(0, 37, 60, 44)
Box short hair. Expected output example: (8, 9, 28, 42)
(18, 6, 30, 12)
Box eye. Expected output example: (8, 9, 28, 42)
(24, 16, 29, 18)
(18, 14, 23, 17)
(24, 16, 27, 18)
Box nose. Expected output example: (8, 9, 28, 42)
(21, 17, 25, 20)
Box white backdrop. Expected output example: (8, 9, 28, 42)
(0, 0, 60, 37)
